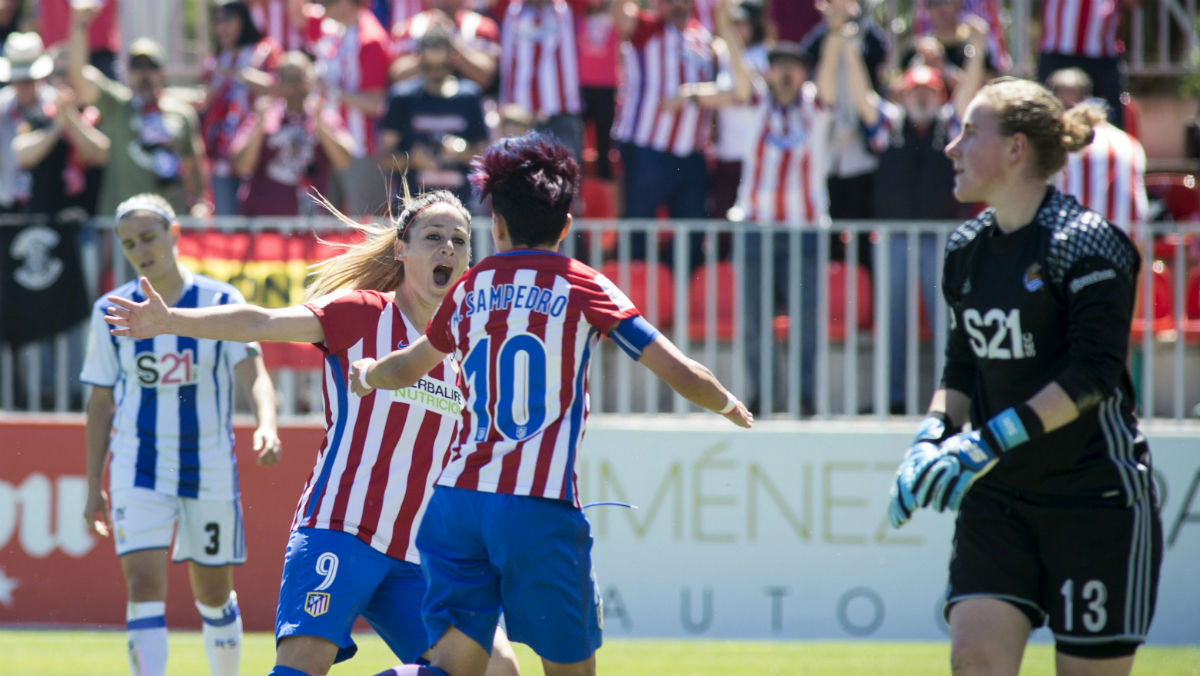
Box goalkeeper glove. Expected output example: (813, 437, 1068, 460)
(914, 404, 1044, 512)
(888, 440, 944, 528)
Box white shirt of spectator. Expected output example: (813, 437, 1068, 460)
(733, 79, 832, 227)
(1039, 0, 1122, 58)
(714, 44, 768, 162)
(1054, 121, 1148, 233)
(500, 0, 582, 117)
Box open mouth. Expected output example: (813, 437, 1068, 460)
(432, 264, 453, 287)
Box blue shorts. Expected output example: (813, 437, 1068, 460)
(417, 486, 603, 664)
(275, 528, 428, 664)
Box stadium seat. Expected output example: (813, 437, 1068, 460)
(1184, 265, 1200, 343)
(1144, 173, 1199, 262)
(771, 262, 874, 342)
(580, 178, 617, 219)
(688, 261, 737, 341)
(827, 261, 874, 341)
(600, 260, 675, 330)
(579, 178, 619, 255)
(1130, 260, 1174, 342)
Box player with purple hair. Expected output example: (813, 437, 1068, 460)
(352, 132, 753, 676)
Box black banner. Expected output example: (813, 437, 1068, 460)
(0, 212, 90, 346)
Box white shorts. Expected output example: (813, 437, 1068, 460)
(110, 486, 247, 566)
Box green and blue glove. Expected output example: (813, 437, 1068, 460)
(888, 412, 955, 528)
(915, 405, 1044, 512)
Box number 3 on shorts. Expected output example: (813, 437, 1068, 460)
(1060, 578, 1108, 632)
(204, 522, 220, 555)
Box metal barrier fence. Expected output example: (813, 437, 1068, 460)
(2, 217, 1198, 422)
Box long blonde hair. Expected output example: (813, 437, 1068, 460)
(303, 186, 471, 300)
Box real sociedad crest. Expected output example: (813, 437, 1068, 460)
(1023, 262, 1044, 292)
(305, 591, 330, 617)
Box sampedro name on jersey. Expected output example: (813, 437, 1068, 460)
(296, 290, 461, 563)
(79, 274, 258, 500)
(426, 251, 658, 506)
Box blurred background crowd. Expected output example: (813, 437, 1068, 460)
(1, 0, 1199, 415)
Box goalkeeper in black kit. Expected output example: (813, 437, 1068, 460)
(887, 77, 1162, 676)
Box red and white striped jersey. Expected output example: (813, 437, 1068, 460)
(425, 251, 640, 507)
(500, 1, 582, 117)
(613, 12, 730, 157)
(392, 9, 501, 58)
(734, 81, 832, 227)
(388, 0, 426, 30)
(305, 7, 391, 156)
(1055, 121, 1148, 232)
(1039, 0, 1122, 58)
(250, 0, 306, 52)
(294, 290, 462, 563)
(691, 0, 717, 32)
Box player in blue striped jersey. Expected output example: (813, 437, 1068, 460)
(81, 193, 281, 676)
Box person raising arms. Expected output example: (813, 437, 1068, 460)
(103, 189, 519, 676)
(351, 132, 752, 676)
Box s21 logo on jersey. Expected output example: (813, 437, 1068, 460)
(962, 308, 1036, 360)
(135, 350, 200, 386)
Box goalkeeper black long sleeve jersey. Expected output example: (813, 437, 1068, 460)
(938, 187, 1152, 504)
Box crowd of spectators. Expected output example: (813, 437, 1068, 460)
(0, 0, 1180, 415)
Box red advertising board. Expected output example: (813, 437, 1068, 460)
(0, 416, 327, 631)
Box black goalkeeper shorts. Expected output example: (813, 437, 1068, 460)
(944, 480, 1162, 658)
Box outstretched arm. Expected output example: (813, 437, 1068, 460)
(105, 277, 326, 344)
(638, 335, 753, 427)
(350, 335, 447, 394)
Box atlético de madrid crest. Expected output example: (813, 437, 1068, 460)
(305, 591, 330, 617)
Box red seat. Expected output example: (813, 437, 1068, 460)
(579, 178, 617, 219)
(771, 262, 874, 342)
(827, 261, 874, 341)
(1131, 260, 1174, 341)
(1184, 266, 1200, 343)
(1144, 173, 1200, 261)
(688, 261, 737, 341)
(600, 260, 675, 330)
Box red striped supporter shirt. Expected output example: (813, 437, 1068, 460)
(1039, 0, 1122, 58)
(392, 9, 501, 58)
(1055, 122, 1148, 233)
(426, 251, 653, 507)
(734, 80, 831, 227)
(305, 7, 391, 156)
(613, 12, 730, 157)
(294, 290, 462, 563)
(250, 0, 306, 51)
(389, 0, 426, 29)
(500, 0, 582, 117)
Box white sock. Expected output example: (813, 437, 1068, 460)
(126, 601, 168, 676)
(196, 591, 242, 676)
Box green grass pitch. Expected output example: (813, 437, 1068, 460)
(1, 630, 1197, 675)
